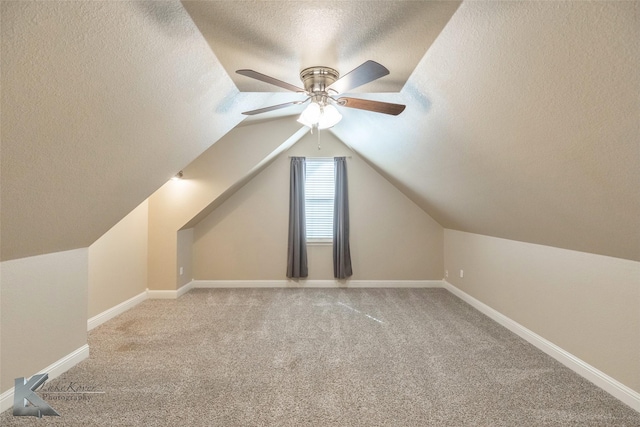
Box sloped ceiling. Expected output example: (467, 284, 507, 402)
(332, 1, 640, 261)
(1, 1, 272, 260)
(186, 1, 639, 261)
(2, 1, 638, 263)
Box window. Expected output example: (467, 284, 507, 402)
(305, 158, 334, 242)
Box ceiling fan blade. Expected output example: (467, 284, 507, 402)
(236, 69, 305, 92)
(328, 60, 390, 94)
(337, 97, 406, 116)
(241, 100, 304, 115)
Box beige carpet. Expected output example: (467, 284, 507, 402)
(2, 288, 639, 426)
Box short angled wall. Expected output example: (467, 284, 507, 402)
(1, 248, 88, 395)
(88, 200, 148, 319)
(87, 291, 148, 331)
(443, 229, 640, 410)
(0, 345, 89, 413)
(442, 280, 640, 412)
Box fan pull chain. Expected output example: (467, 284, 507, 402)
(310, 123, 321, 150)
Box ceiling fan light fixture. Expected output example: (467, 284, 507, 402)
(298, 101, 342, 129)
(317, 104, 342, 129)
(297, 102, 321, 127)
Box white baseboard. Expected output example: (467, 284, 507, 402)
(87, 291, 147, 331)
(192, 279, 443, 288)
(146, 281, 193, 299)
(441, 280, 640, 412)
(176, 281, 194, 297)
(0, 344, 90, 413)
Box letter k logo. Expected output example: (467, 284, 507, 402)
(13, 374, 59, 417)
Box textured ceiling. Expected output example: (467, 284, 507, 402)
(1, 1, 266, 260)
(2, 1, 639, 263)
(332, 1, 640, 261)
(182, 1, 461, 93)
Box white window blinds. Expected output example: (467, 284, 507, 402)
(305, 158, 335, 240)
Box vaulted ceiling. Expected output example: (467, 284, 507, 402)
(1, 1, 638, 262)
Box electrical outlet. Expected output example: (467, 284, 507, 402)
(179, 267, 184, 276)
(445, 270, 448, 278)
(460, 269, 464, 278)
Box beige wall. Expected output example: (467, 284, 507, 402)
(88, 200, 149, 318)
(1, 1, 245, 262)
(443, 229, 640, 393)
(147, 117, 306, 290)
(176, 228, 194, 288)
(192, 132, 444, 280)
(0, 249, 88, 393)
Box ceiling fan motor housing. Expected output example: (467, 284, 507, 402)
(300, 67, 339, 97)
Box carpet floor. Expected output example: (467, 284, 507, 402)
(2, 288, 639, 426)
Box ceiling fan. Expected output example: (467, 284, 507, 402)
(236, 60, 406, 129)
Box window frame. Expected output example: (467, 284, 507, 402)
(304, 157, 335, 244)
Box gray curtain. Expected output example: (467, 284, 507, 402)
(333, 157, 352, 279)
(286, 157, 308, 278)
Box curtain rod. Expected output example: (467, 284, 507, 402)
(288, 156, 352, 158)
